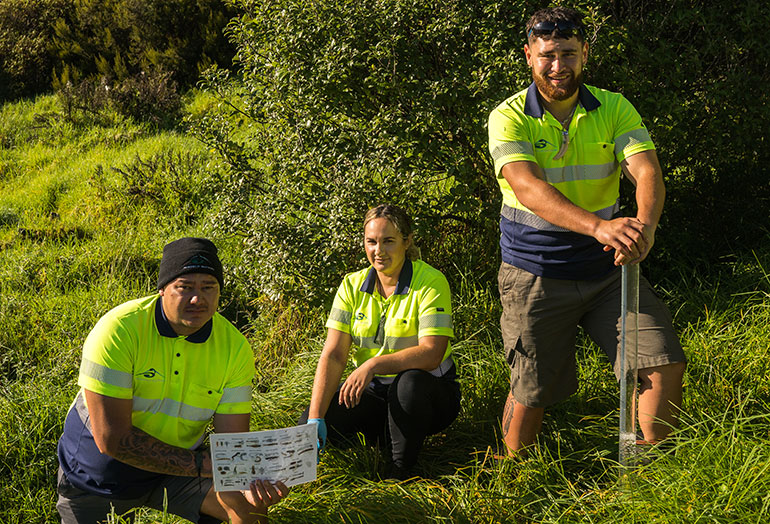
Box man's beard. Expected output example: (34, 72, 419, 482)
(533, 70, 583, 101)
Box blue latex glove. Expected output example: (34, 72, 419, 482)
(307, 418, 327, 460)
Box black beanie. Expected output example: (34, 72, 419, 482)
(157, 237, 224, 290)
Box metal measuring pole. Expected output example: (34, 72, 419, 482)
(618, 263, 640, 470)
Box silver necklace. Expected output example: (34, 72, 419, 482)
(553, 104, 578, 160)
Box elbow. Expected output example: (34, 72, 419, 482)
(427, 355, 444, 370)
(510, 185, 536, 211)
(93, 438, 116, 457)
(319, 347, 348, 370)
(92, 429, 124, 457)
(515, 189, 549, 219)
(425, 342, 447, 371)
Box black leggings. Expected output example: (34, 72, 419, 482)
(300, 368, 461, 469)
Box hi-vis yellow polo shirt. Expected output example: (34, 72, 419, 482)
(326, 259, 454, 380)
(488, 83, 655, 280)
(58, 294, 253, 496)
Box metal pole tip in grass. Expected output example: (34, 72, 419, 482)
(618, 263, 640, 479)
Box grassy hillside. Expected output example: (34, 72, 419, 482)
(1, 93, 770, 523)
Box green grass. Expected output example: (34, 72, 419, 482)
(1, 93, 770, 523)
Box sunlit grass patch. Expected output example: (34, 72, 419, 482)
(2, 91, 770, 522)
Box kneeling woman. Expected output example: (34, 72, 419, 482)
(300, 204, 460, 479)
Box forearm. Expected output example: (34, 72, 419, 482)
(338, 337, 447, 409)
(86, 389, 212, 477)
(111, 425, 211, 477)
(634, 172, 665, 228)
(503, 162, 653, 262)
(622, 150, 666, 228)
(363, 343, 445, 377)
(524, 182, 603, 236)
(503, 164, 603, 237)
(308, 353, 347, 419)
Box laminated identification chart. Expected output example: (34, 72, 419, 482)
(210, 424, 317, 491)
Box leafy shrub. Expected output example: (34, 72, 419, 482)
(56, 76, 109, 120)
(191, 0, 533, 306)
(57, 70, 182, 126)
(51, 0, 237, 90)
(110, 71, 181, 125)
(0, 0, 71, 101)
(90, 150, 220, 227)
(586, 1, 770, 280)
(195, 0, 770, 306)
(1, 0, 236, 102)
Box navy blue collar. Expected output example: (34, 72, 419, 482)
(360, 258, 413, 296)
(523, 82, 601, 118)
(154, 297, 213, 343)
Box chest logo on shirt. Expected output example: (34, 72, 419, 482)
(138, 368, 162, 379)
(356, 312, 367, 320)
(535, 139, 556, 150)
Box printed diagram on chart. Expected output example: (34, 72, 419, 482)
(210, 423, 317, 491)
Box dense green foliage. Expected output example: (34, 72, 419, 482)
(2, 0, 770, 522)
(191, 0, 524, 306)
(190, 0, 770, 307)
(0, 0, 70, 101)
(52, 0, 236, 87)
(593, 1, 770, 283)
(56, 69, 184, 127)
(1, 94, 769, 524)
(0, 0, 236, 103)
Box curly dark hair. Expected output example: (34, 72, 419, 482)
(525, 7, 585, 43)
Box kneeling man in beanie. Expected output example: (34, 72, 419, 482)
(56, 238, 288, 524)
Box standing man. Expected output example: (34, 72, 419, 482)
(56, 238, 288, 523)
(487, 7, 686, 456)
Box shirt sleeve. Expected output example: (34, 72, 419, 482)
(78, 312, 136, 399)
(326, 276, 355, 334)
(613, 95, 655, 162)
(488, 102, 536, 177)
(416, 271, 454, 339)
(216, 335, 254, 415)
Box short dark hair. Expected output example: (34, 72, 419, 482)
(526, 7, 585, 43)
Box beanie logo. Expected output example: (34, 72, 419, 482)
(184, 254, 214, 271)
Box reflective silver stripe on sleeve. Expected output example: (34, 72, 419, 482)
(501, 202, 620, 232)
(543, 162, 616, 184)
(491, 141, 534, 162)
(614, 128, 652, 156)
(220, 386, 251, 405)
(418, 314, 453, 330)
(132, 397, 215, 422)
(80, 358, 133, 389)
(328, 308, 352, 326)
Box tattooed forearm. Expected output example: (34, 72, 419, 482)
(113, 427, 207, 477)
(502, 391, 515, 436)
